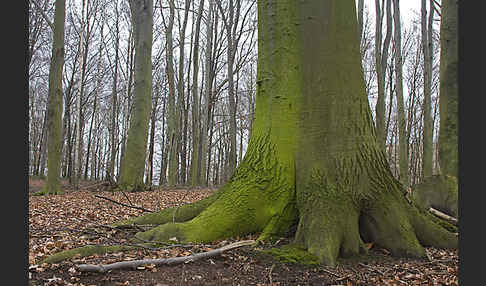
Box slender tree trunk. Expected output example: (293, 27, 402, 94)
(190, 0, 205, 186)
(421, 0, 434, 178)
(117, 0, 154, 191)
(146, 95, 159, 186)
(108, 0, 120, 181)
(73, 0, 88, 189)
(201, 0, 214, 186)
(216, 0, 238, 178)
(177, 0, 191, 185)
(38, 110, 49, 177)
(43, 0, 66, 195)
(166, 0, 178, 187)
(84, 19, 104, 180)
(392, 0, 408, 187)
(374, 0, 392, 149)
(118, 31, 135, 178)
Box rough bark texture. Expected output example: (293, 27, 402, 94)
(43, 0, 66, 195)
(117, 0, 153, 191)
(438, 0, 458, 178)
(90, 0, 457, 267)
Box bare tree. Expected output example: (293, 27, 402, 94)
(374, 0, 393, 149)
(43, 0, 67, 195)
(392, 0, 408, 186)
(421, 0, 435, 178)
(117, 0, 154, 191)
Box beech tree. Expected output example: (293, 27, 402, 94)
(438, 0, 457, 178)
(112, 0, 456, 266)
(392, 0, 409, 187)
(421, 0, 435, 178)
(117, 0, 154, 191)
(42, 0, 67, 195)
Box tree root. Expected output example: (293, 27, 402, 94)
(111, 189, 222, 228)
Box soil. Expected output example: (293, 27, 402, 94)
(28, 178, 458, 285)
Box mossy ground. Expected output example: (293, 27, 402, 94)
(261, 244, 320, 266)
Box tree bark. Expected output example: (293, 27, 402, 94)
(392, 0, 409, 187)
(201, 0, 215, 186)
(117, 0, 154, 191)
(438, 0, 458, 178)
(166, 0, 178, 187)
(190, 0, 205, 187)
(43, 0, 66, 195)
(421, 0, 434, 178)
(374, 0, 392, 149)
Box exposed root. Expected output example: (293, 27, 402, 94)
(112, 189, 222, 227)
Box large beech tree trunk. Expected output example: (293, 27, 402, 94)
(114, 0, 456, 266)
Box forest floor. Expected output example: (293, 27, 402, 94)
(28, 177, 458, 285)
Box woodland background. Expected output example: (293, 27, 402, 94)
(28, 0, 444, 188)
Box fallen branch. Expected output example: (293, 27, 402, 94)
(429, 207, 458, 226)
(94, 194, 153, 213)
(77, 240, 255, 273)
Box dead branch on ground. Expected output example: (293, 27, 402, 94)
(77, 240, 255, 273)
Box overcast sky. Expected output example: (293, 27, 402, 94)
(362, 0, 423, 24)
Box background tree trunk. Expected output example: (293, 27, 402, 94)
(117, 0, 154, 191)
(190, 0, 205, 187)
(374, 0, 392, 149)
(392, 0, 408, 187)
(43, 0, 67, 195)
(438, 0, 458, 178)
(421, 0, 434, 178)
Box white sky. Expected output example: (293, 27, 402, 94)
(363, 0, 422, 23)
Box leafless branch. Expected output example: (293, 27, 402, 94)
(29, 0, 54, 31)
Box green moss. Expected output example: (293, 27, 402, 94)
(411, 175, 458, 218)
(42, 245, 135, 264)
(261, 244, 320, 266)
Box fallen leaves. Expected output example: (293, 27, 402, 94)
(28, 179, 458, 285)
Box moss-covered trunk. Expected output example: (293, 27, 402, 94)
(117, 0, 153, 191)
(43, 0, 66, 195)
(50, 0, 456, 267)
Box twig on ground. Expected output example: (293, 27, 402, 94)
(268, 264, 275, 285)
(121, 191, 134, 206)
(77, 240, 255, 273)
(322, 268, 341, 277)
(94, 194, 154, 213)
